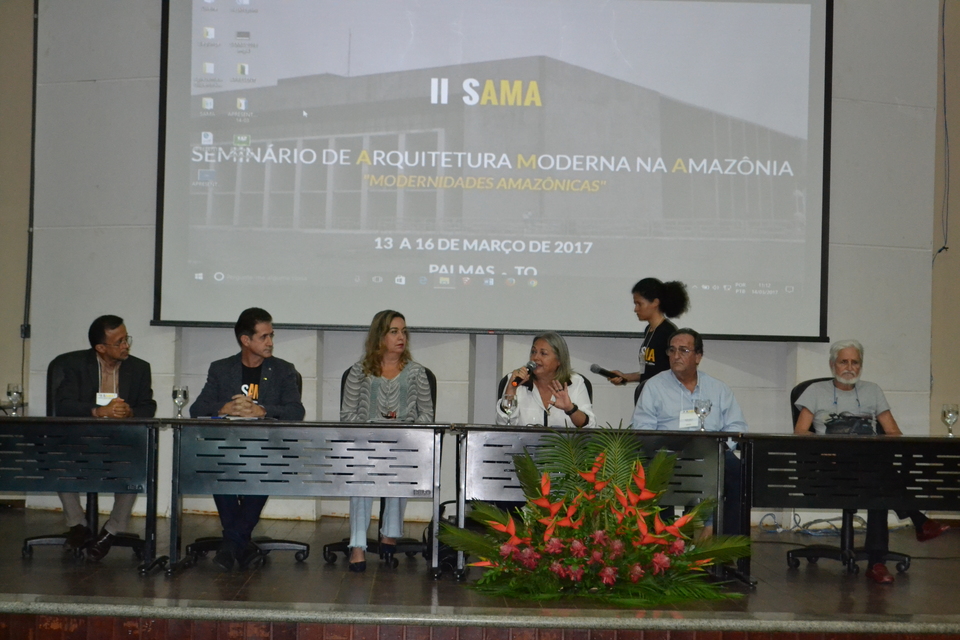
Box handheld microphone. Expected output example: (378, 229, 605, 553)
(590, 364, 618, 379)
(511, 361, 538, 386)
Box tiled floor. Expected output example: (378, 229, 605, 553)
(1, 504, 958, 622)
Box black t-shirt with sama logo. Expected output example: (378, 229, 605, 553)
(241, 364, 262, 402)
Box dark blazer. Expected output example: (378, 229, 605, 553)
(189, 353, 305, 421)
(51, 349, 157, 418)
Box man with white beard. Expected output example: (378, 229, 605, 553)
(794, 339, 949, 584)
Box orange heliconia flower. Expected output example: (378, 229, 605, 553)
(579, 452, 606, 483)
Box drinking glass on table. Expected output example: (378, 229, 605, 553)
(942, 403, 958, 438)
(6, 383, 23, 417)
(693, 399, 712, 432)
(500, 394, 518, 416)
(172, 386, 189, 419)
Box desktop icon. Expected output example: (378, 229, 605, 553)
(237, 63, 250, 76)
(194, 273, 204, 280)
(505, 278, 516, 286)
(419, 276, 428, 285)
(201, 131, 213, 145)
(203, 62, 215, 74)
(439, 276, 451, 285)
(236, 97, 247, 110)
(395, 275, 406, 285)
(236, 31, 251, 40)
(201, 97, 214, 110)
(483, 278, 495, 286)
(233, 134, 251, 147)
(203, 27, 215, 39)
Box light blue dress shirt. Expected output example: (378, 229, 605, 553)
(631, 369, 747, 433)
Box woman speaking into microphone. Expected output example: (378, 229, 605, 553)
(496, 332, 596, 428)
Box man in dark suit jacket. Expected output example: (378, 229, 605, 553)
(50, 315, 157, 560)
(190, 307, 305, 571)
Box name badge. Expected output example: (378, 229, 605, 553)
(96, 392, 118, 406)
(678, 409, 699, 430)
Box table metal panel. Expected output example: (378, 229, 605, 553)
(749, 434, 960, 512)
(0, 417, 159, 570)
(168, 421, 443, 573)
(176, 423, 437, 498)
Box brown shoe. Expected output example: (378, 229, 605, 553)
(64, 524, 92, 550)
(916, 519, 950, 542)
(865, 563, 894, 584)
(85, 528, 115, 562)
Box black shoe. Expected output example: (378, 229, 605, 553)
(212, 546, 236, 572)
(236, 543, 262, 570)
(349, 547, 366, 572)
(64, 524, 92, 551)
(348, 560, 367, 572)
(85, 528, 115, 562)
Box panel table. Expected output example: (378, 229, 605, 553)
(167, 420, 443, 574)
(452, 426, 731, 577)
(745, 433, 960, 574)
(0, 417, 160, 572)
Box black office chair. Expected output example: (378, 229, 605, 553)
(185, 370, 310, 567)
(633, 378, 647, 406)
(785, 377, 910, 574)
(23, 352, 145, 560)
(496, 373, 594, 418)
(322, 366, 438, 568)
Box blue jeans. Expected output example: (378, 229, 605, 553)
(213, 494, 268, 551)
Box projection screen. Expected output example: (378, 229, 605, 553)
(156, 0, 830, 338)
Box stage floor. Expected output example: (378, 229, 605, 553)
(0, 505, 958, 635)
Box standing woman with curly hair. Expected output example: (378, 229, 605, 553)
(341, 310, 434, 572)
(608, 278, 689, 388)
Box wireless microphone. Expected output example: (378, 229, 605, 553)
(511, 361, 538, 386)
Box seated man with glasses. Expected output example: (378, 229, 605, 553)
(630, 327, 746, 535)
(50, 315, 157, 559)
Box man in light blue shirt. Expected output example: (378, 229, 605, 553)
(631, 328, 746, 535)
(631, 328, 747, 433)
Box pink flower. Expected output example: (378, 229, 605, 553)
(499, 543, 518, 559)
(569, 539, 587, 558)
(568, 564, 584, 582)
(519, 547, 541, 570)
(549, 561, 567, 577)
(629, 564, 645, 583)
(608, 539, 625, 560)
(652, 552, 671, 575)
(599, 566, 618, 586)
(589, 550, 604, 565)
(590, 530, 609, 546)
(668, 539, 686, 556)
(544, 538, 565, 555)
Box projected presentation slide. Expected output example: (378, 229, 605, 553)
(159, 0, 828, 337)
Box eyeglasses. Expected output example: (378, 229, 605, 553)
(666, 346, 695, 356)
(104, 335, 132, 348)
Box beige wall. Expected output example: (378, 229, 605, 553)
(931, 1, 960, 432)
(0, 0, 32, 398)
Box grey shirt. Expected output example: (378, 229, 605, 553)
(795, 380, 890, 434)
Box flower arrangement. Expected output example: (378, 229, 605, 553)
(439, 428, 750, 606)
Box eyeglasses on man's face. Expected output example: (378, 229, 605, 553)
(666, 346, 695, 356)
(104, 335, 132, 348)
